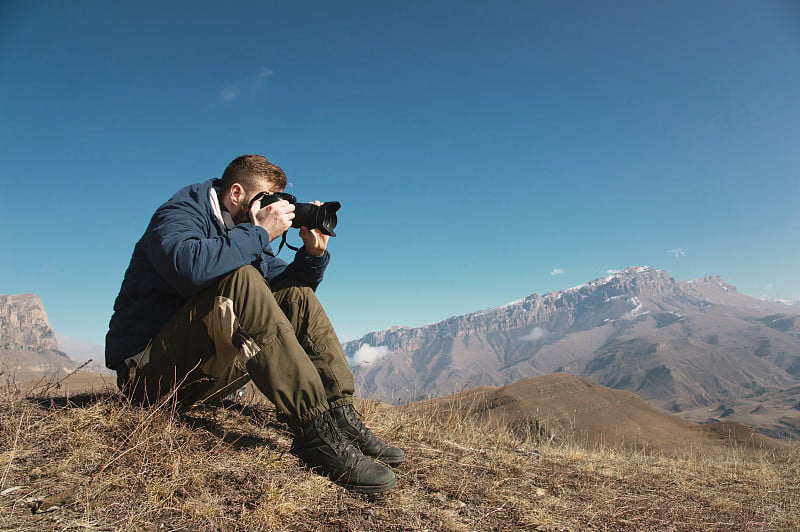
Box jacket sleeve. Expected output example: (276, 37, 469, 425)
(141, 198, 271, 296)
(257, 248, 330, 290)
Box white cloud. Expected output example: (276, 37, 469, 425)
(220, 85, 240, 102)
(257, 67, 274, 80)
(667, 248, 685, 258)
(551, 268, 565, 276)
(521, 326, 547, 342)
(764, 283, 773, 290)
(606, 269, 620, 274)
(349, 344, 390, 366)
(218, 66, 274, 103)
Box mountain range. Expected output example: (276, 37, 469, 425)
(345, 267, 800, 439)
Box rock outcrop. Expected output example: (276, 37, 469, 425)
(0, 294, 75, 380)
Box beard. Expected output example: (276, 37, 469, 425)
(232, 205, 251, 225)
(229, 193, 258, 225)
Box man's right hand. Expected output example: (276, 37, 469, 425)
(250, 198, 295, 242)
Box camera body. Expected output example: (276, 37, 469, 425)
(251, 191, 340, 237)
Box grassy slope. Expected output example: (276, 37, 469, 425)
(1, 379, 798, 531)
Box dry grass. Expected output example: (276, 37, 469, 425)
(0, 378, 798, 531)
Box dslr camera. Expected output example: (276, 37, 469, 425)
(250, 191, 341, 237)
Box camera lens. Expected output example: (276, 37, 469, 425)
(293, 202, 341, 236)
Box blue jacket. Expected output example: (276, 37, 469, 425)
(105, 179, 329, 370)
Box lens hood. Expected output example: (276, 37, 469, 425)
(294, 201, 341, 236)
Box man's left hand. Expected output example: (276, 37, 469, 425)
(299, 201, 329, 256)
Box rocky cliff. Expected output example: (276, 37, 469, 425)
(0, 294, 75, 379)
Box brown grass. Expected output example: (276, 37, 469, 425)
(0, 377, 798, 531)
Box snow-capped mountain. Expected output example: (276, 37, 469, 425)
(345, 267, 800, 438)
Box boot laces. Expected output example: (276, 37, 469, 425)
(343, 405, 374, 439)
(319, 411, 360, 458)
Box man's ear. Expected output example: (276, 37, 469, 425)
(229, 183, 246, 207)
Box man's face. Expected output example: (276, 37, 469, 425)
(231, 180, 283, 225)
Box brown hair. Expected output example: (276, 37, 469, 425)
(220, 154, 287, 195)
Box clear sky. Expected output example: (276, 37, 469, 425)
(1, 1, 798, 353)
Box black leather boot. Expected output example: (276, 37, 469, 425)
(330, 405, 406, 466)
(291, 410, 396, 493)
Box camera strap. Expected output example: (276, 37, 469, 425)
(277, 232, 302, 255)
(248, 192, 303, 255)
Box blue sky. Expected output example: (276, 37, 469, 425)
(1, 1, 799, 354)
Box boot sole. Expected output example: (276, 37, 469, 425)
(365, 450, 405, 466)
(304, 463, 398, 493)
(378, 456, 405, 467)
(340, 476, 397, 494)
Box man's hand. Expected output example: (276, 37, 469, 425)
(251, 198, 295, 242)
(299, 201, 329, 256)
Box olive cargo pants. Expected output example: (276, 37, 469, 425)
(117, 266, 354, 425)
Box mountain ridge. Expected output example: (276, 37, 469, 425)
(345, 267, 800, 438)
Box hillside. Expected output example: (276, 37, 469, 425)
(1, 373, 798, 530)
(346, 267, 800, 439)
(405, 373, 783, 453)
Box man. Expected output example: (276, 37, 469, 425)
(106, 154, 404, 494)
